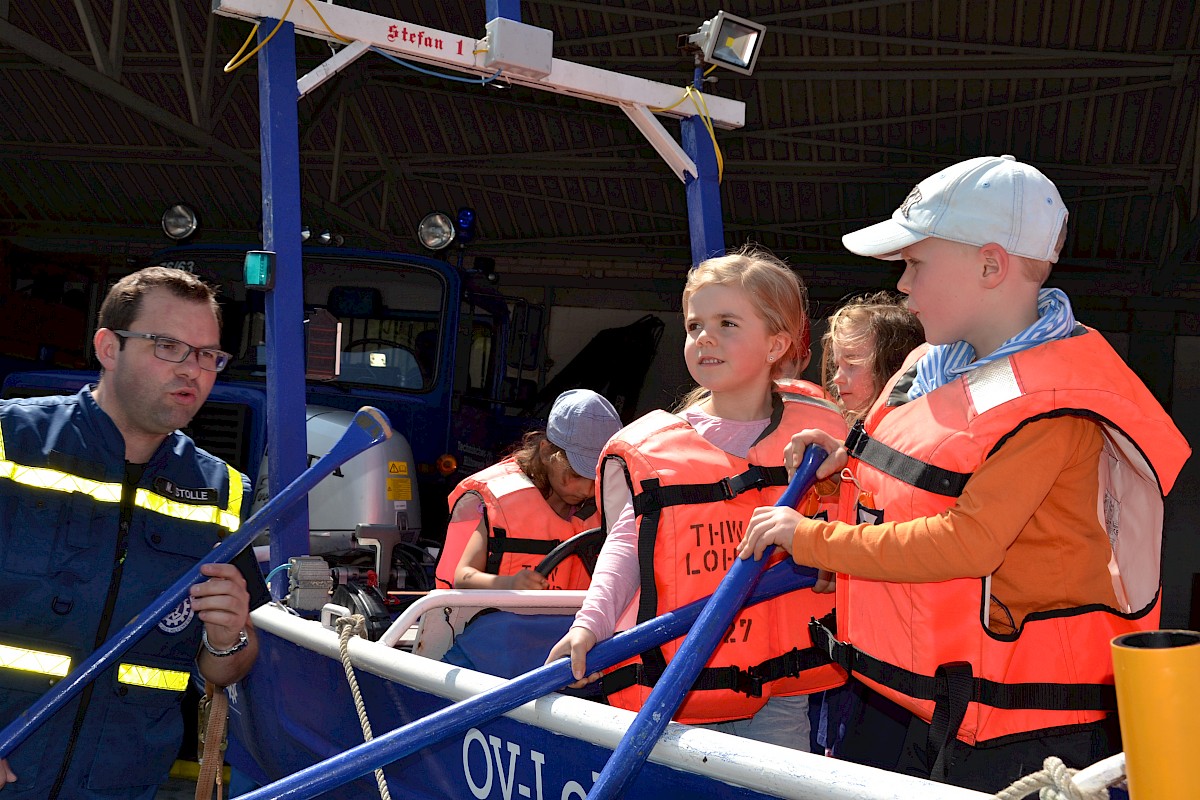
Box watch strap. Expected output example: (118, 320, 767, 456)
(202, 627, 249, 657)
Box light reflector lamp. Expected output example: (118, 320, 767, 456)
(689, 11, 765, 76)
(417, 211, 456, 251)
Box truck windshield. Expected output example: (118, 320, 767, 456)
(158, 250, 452, 393)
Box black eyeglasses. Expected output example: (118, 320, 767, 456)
(113, 330, 232, 373)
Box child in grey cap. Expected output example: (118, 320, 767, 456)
(436, 389, 621, 591)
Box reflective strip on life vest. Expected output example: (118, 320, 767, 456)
(117, 663, 190, 692)
(0, 642, 71, 678)
(0, 643, 189, 692)
(0, 430, 240, 533)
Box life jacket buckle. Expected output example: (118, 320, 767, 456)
(809, 618, 854, 673)
(722, 466, 768, 499)
(844, 420, 868, 457)
(731, 666, 765, 698)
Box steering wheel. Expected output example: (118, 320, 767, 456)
(535, 527, 605, 578)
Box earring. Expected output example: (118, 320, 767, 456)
(767, 356, 775, 362)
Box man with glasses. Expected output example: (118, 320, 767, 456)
(0, 267, 265, 798)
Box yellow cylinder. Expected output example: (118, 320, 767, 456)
(1111, 629, 1200, 800)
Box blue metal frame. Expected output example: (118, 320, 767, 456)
(682, 65, 725, 267)
(486, 0, 521, 22)
(258, 19, 309, 592)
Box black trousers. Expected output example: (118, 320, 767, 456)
(833, 679, 911, 768)
(894, 712, 1122, 793)
(837, 682, 1121, 794)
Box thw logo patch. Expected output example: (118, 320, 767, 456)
(158, 597, 194, 634)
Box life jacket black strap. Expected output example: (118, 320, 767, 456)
(845, 421, 972, 498)
(601, 644, 833, 701)
(485, 527, 559, 573)
(633, 465, 789, 517)
(928, 661, 973, 780)
(601, 661, 768, 699)
(807, 619, 1118, 714)
(748, 645, 834, 685)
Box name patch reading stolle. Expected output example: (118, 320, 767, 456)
(153, 477, 218, 504)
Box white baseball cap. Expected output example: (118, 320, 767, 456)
(842, 155, 1069, 263)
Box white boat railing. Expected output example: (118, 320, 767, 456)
(329, 589, 587, 658)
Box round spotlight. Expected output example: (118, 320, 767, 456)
(318, 230, 333, 246)
(162, 204, 199, 240)
(417, 212, 456, 251)
(300, 225, 311, 242)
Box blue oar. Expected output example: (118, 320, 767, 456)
(232, 560, 818, 800)
(588, 444, 828, 800)
(0, 407, 393, 758)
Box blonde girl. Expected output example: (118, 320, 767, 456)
(546, 246, 850, 750)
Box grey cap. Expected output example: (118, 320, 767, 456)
(545, 389, 622, 480)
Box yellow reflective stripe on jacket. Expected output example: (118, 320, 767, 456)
(0, 644, 189, 692)
(0, 430, 239, 533)
(0, 643, 71, 678)
(117, 663, 190, 692)
(133, 488, 240, 534)
(224, 463, 242, 532)
(0, 462, 123, 503)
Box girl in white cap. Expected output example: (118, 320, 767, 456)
(547, 245, 853, 751)
(436, 389, 621, 591)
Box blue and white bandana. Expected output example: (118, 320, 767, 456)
(908, 288, 1077, 399)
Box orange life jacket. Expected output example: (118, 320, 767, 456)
(601, 381, 849, 724)
(812, 328, 1191, 746)
(436, 458, 598, 590)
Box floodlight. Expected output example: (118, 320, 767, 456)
(162, 203, 199, 240)
(417, 211, 456, 251)
(686, 11, 765, 76)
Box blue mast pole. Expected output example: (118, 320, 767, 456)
(486, 0, 521, 21)
(258, 19, 309, 595)
(681, 61, 725, 268)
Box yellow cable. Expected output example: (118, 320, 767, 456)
(703, 64, 717, 76)
(223, 0, 297, 72)
(303, 0, 353, 43)
(689, 89, 724, 182)
(648, 85, 693, 114)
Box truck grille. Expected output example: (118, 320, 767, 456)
(182, 401, 250, 475)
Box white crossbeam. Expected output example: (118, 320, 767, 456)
(621, 103, 697, 182)
(213, 0, 744, 130)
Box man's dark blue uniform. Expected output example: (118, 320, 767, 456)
(0, 388, 250, 798)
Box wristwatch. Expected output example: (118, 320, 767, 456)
(202, 627, 249, 657)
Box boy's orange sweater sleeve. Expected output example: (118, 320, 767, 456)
(790, 416, 1120, 627)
